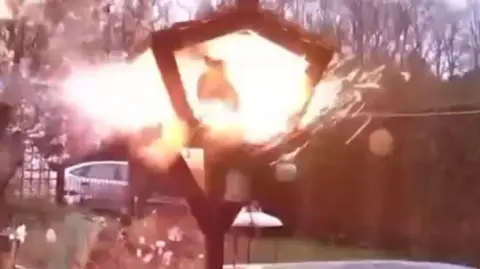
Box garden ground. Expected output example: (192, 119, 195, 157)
(8, 197, 390, 268)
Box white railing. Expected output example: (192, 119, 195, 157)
(64, 161, 128, 207)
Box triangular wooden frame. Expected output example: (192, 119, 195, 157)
(148, 5, 336, 157)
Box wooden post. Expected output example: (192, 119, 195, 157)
(179, 150, 242, 269)
(204, 151, 229, 269)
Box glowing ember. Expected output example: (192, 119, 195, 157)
(61, 30, 342, 168)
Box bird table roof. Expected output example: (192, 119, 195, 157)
(152, 7, 335, 67)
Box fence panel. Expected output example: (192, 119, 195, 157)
(12, 138, 57, 201)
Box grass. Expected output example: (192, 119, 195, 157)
(6, 198, 390, 268)
(16, 222, 60, 269)
(225, 236, 390, 264)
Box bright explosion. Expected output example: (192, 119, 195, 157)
(61, 30, 341, 169)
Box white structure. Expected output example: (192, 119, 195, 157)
(230, 205, 284, 263)
(63, 148, 204, 209)
(64, 160, 129, 204)
(232, 206, 283, 228)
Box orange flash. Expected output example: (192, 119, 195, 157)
(61, 30, 340, 169)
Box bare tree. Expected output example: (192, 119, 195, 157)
(343, 0, 366, 62)
(467, 0, 480, 68)
(444, 21, 460, 77)
(386, 1, 412, 65)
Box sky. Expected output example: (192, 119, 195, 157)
(0, 0, 11, 19)
(445, 0, 467, 10)
(0, 0, 473, 22)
